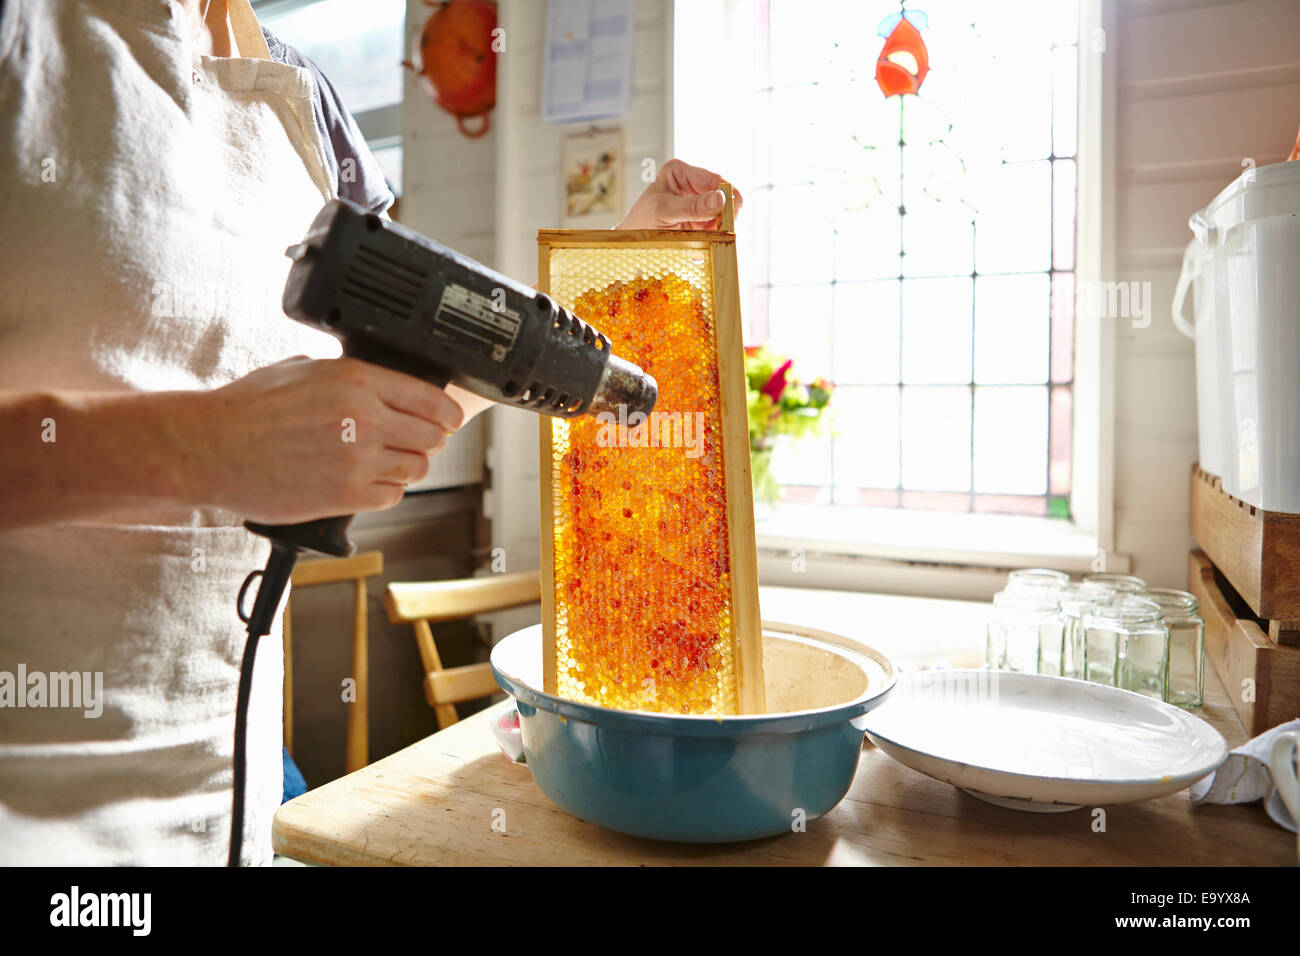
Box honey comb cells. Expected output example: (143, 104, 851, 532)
(545, 247, 744, 715)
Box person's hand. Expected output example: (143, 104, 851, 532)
(616, 158, 744, 230)
(193, 356, 463, 523)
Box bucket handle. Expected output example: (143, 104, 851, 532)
(1171, 239, 1204, 339)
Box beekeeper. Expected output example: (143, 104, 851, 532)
(0, 0, 737, 865)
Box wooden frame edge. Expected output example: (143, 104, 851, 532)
(537, 238, 559, 696)
(537, 228, 733, 246)
(535, 222, 765, 714)
(710, 202, 766, 715)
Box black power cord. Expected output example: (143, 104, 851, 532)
(230, 540, 302, 867)
(226, 627, 263, 867)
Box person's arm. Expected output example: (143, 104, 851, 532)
(0, 356, 462, 532)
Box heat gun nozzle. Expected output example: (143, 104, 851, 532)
(589, 353, 658, 419)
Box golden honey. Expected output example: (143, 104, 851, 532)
(544, 246, 743, 715)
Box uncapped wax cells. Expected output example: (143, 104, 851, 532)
(547, 266, 742, 715)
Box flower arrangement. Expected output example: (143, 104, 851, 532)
(743, 345, 834, 506)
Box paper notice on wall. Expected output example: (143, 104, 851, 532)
(542, 0, 636, 125)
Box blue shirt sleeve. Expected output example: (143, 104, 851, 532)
(262, 26, 395, 214)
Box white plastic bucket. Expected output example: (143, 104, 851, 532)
(1183, 161, 1300, 513)
(1171, 237, 1221, 478)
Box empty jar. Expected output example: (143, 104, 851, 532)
(1083, 596, 1169, 699)
(1007, 568, 1071, 595)
(1082, 572, 1148, 596)
(1057, 585, 1115, 680)
(1147, 588, 1205, 707)
(987, 590, 1064, 674)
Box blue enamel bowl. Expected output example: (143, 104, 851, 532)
(490, 621, 897, 843)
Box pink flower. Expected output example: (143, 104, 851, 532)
(761, 359, 793, 403)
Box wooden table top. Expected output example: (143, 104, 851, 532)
(273, 587, 1297, 866)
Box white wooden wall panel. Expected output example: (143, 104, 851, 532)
(1112, 0, 1300, 585)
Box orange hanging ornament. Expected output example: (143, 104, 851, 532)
(404, 0, 498, 138)
(875, 10, 930, 98)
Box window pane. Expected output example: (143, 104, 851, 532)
(901, 386, 971, 491)
(846, 100, 903, 193)
(901, 277, 972, 384)
(901, 143, 969, 208)
(767, 284, 833, 376)
(1053, 158, 1077, 270)
(773, 434, 831, 487)
(1051, 272, 1074, 383)
(973, 273, 1050, 384)
(833, 386, 900, 490)
(1050, 384, 1072, 495)
(834, 205, 900, 281)
(261, 0, 406, 114)
(769, 185, 834, 285)
(749, 90, 773, 185)
(834, 280, 900, 384)
(769, 0, 832, 87)
(770, 85, 820, 185)
(987, 48, 1052, 163)
(973, 386, 1048, 494)
(903, 197, 974, 277)
(974, 160, 1051, 274)
(677, 0, 1078, 518)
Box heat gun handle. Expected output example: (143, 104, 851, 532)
(240, 340, 451, 570)
(243, 514, 357, 558)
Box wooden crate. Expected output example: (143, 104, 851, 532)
(1189, 465, 1300, 644)
(1188, 550, 1300, 736)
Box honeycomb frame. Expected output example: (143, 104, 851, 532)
(536, 199, 765, 716)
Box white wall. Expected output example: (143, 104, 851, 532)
(400, 0, 498, 264)
(397, 0, 496, 490)
(1111, 0, 1300, 586)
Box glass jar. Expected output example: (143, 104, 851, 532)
(987, 590, 1064, 674)
(1082, 572, 1148, 596)
(1056, 585, 1115, 680)
(1083, 596, 1169, 699)
(1007, 568, 1071, 595)
(1147, 588, 1205, 708)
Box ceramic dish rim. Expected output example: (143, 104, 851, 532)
(491, 620, 898, 736)
(861, 668, 1229, 789)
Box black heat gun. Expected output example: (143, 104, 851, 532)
(228, 198, 657, 865)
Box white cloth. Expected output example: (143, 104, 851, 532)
(1189, 718, 1300, 833)
(0, 0, 340, 864)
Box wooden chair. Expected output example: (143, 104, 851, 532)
(283, 551, 384, 774)
(384, 571, 541, 729)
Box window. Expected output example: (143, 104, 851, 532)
(682, 0, 1081, 520)
(255, 0, 406, 194)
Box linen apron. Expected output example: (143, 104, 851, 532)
(0, 0, 341, 864)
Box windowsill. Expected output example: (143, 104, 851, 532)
(755, 504, 1125, 574)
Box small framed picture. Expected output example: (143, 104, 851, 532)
(561, 126, 626, 227)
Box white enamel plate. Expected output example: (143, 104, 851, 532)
(861, 670, 1229, 812)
